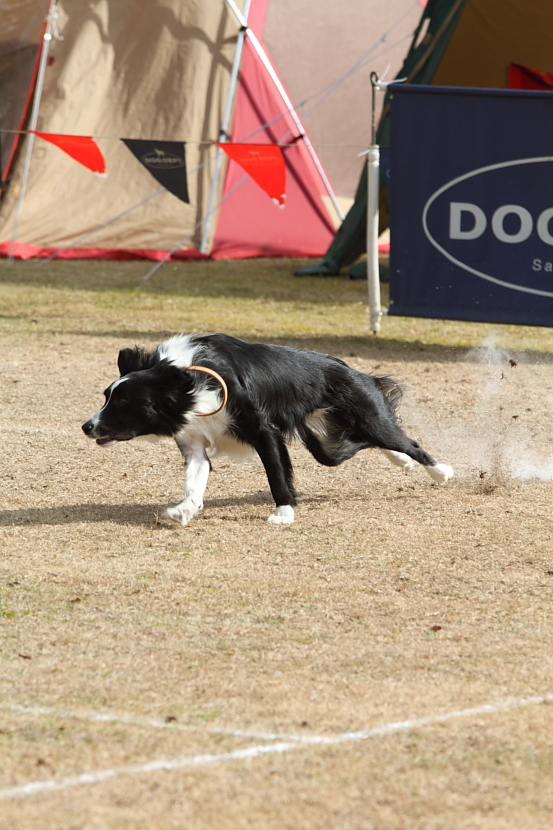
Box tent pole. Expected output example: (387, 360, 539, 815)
(225, 0, 344, 223)
(8, 0, 60, 264)
(200, 0, 253, 254)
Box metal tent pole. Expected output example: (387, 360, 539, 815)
(200, 0, 253, 254)
(224, 0, 344, 223)
(8, 0, 61, 263)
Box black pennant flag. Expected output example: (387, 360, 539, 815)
(122, 139, 189, 203)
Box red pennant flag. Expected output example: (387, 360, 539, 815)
(218, 143, 285, 206)
(32, 132, 107, 175)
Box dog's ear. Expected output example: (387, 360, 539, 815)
(152, 362, 196, 407)
(156, 362, 196, 390)
(117, 346, 155, 376)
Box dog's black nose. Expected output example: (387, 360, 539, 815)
(82, 420, 94, 436)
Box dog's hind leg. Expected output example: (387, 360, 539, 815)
(328, 381, 454, 483)
(333, 397, 454, 483)
(304, 405, 453, 483)
(166, 440, 211, 527)
(379, 433, 453, 484)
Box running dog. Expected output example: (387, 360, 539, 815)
(82, 333, 453, 525)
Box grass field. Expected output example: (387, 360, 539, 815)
(1, 257, 552, 829)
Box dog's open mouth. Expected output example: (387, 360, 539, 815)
(96, 435, 133, 446)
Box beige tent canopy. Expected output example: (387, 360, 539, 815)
(0, 0, 422, 259)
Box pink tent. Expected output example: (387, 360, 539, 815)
(211, 0, 336, 258)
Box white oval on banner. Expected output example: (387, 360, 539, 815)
(422, 156, 553, 298)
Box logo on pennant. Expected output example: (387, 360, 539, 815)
(122, 140, 189, 203)
(217, 143, 286, 206)
(140, 149, 184, 170)
(32, 132, 106, 175)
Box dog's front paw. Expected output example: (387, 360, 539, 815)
(165, 500, 202, 527)
(425, 463, 454, 484)
(267, 505, 295, 524)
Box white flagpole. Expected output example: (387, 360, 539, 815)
(366, 72, 405, 334)
(367, 72, 382, 334)
(8, 0, 62, 263)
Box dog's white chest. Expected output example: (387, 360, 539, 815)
(178, 412, 257, 462)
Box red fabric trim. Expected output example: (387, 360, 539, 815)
(0, 242, 208, 261)
(211, 245, 323, 260)
(0, 241, 389, 262)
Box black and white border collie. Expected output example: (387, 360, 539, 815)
(82, 334, 453, 526)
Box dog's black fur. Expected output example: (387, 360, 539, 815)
(82, 333, 453, 525)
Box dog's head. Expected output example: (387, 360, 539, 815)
(82, 349, 196, 446)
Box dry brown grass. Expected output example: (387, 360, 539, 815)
(1, 258, 552, 829)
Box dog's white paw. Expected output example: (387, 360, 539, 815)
(267, 505, 295, 524)
(425, 463, 454, 484)
(165, 501, 202, 527)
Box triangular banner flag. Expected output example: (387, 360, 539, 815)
(122, 139, 189, 203)
(217, 143, 286, 206)
(32, 132, 106, 175)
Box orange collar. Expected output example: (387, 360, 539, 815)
(188, 365, 228, 416)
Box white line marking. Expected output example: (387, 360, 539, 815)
(0, 704, 306, 743)
(1, 694, 550, 801)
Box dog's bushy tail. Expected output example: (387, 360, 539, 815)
(373, 374, 403, 413)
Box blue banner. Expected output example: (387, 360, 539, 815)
(388, 85, 553, 326)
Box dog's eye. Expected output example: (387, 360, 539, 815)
(114, 397, 129, 407)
